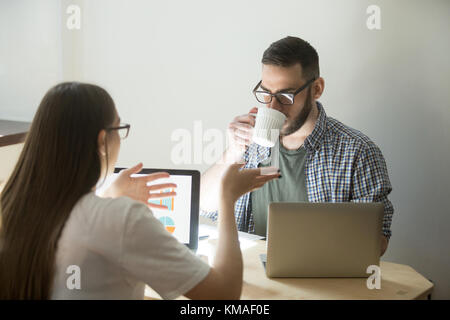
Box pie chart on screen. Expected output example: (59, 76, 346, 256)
(159, 216, 176, 234)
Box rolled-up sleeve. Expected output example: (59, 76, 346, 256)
(351, 142, 394, 239)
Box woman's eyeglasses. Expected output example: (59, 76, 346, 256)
(106, 123, 130, 139)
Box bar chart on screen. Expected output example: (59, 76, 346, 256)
(146, 175, 191, 243)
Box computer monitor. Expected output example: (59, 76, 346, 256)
(96, 168, 200, 250)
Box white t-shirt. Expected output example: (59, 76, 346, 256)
(51, 191, 210, 300)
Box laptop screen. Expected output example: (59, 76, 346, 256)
(95, 168, 200, 250)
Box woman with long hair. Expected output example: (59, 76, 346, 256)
(0, 82, 279, 299)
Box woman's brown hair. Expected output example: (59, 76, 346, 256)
(0, 82, 116, 299)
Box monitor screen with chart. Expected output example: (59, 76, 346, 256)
(96, 168, 200, 250)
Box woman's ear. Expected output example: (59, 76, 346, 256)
(97, 130, 107, 156)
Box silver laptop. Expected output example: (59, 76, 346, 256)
(265, 202, 384, 278)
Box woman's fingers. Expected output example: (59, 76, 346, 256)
(135, 172, 171, 182)
(148, 183, 177, 191)
(250, 177, 278, 192)
(233, 166, 280, 179)
(238, 167, 280, 191)
(255, 172, 280, 180)
(148, 191, 177, 199)
(253, 174, 280, 187)
(229, 162, 247, 170)
(240, 167, 262, 175)
(248, 167, 280, 190)
(147, 203, 169, 210)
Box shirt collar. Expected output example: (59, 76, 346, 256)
(303, 101, 327, 152)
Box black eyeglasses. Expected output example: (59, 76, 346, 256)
(253, 77, 316, 105)
(106, 123, 130, 139)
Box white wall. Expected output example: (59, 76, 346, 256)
(1, 0, 449, 298)
(0, 0, 63, 121)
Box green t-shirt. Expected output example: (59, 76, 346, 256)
(251, 142, 309, 237)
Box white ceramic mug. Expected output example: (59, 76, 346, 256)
(252, 108, 286, 148)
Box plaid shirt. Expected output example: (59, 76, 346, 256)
(202, 101, 394, 239)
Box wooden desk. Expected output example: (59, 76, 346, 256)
(239, 240, 433, 300)
(0, 119, 30, 147)
(145, 239, 433, 300)
(0, 120, 30, 186)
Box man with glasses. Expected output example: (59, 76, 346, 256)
(200, 36, 393, 256)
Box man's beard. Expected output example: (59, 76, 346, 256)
(281, 86, 313, 137)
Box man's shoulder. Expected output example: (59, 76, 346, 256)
(324, 116, 380, 153)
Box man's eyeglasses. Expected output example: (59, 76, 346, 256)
(107, 123, 130, 139)
(253, 77, 316, 105)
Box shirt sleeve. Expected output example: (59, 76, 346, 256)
(351, 142, 394, 239)
(119, 202, 210, 300)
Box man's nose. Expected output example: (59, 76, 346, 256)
(267, 98, 283, 112)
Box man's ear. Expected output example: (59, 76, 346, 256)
(313, 77, 325, 100)
(97, 130, 106, 156)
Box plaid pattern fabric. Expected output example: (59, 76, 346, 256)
(202, 101, 394, 239)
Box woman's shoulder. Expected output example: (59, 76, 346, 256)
(78, 191, 146, 210)
(71, 192, 153, 233)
